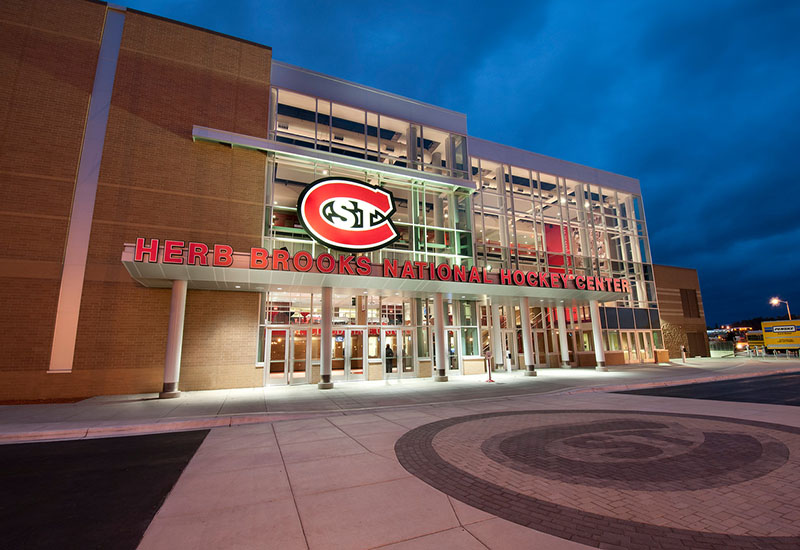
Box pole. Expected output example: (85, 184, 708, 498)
(319, 286, 333, 389)
(160, 279, 188, 399)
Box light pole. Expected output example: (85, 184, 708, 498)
(770, 297, 792, 320)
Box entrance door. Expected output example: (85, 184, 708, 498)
(687, 331, 703, 357)
(290, 328, 309, 384)
(400, 329, 416, 377)
(620, 331, 632, 363)
(638, 331, 652, 362)
(384, 329, 416, 380)
(349, 329, 365, 380)
(265, 328, 309, 385)
(625, 332, 641, 363)
(534, 330, 548, 366)
(502, 330, 517, 371)
(265, 329, 288, 385)
(332, 330, 346, 381)
(446, 329, 461, 375)
(332, 329, 365, 381)
(383, 330, 399, 379)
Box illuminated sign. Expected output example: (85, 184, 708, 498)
(133, 238, 630, 293)
(296, 177, 399, 252)
(762, 320, 800, 349)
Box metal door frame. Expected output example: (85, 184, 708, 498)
(264, 327, 289, 386)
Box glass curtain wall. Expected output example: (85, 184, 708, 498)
(264, 154, 474, 268)
(269, 87, 469, 181)
(470, 157, 656, 310)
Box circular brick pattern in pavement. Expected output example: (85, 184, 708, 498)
(394, 410, 800, 549)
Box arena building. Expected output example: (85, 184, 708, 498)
(1, 0, 695, 400)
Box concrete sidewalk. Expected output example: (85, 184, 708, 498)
(2, 357, 799, 443)
(135, 367, 800, 550)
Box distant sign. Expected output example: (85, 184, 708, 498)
(762, 320, 800, 349)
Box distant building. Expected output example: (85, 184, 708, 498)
(653, 265, 709, 358)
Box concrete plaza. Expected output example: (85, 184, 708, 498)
(2, 357, 800, 549)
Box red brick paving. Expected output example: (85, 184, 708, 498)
(395, 410, 800, 549)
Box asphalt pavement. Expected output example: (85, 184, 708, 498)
(619, 370, 800, 405)
(0, 430, 208, 550)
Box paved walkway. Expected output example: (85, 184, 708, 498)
(136, 368, 800, 550)
(2, 358, 799, 443)
(3, 357, 800, 549)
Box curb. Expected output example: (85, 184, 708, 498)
(2, 367, 799, 444)
(0, 412, 330, 445)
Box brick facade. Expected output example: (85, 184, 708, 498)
(653, 264, 709, 358)
(0, 0, 271, 400)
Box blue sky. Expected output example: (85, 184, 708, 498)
(125, 0, 800, 326)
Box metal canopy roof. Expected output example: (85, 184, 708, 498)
(192, 126, 477, 191)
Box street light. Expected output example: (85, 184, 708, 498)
(770, 297, 792, 320)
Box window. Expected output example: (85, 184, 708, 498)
(680, 289, 700, 318)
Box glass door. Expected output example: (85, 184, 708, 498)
(620, 331, 631, 363)
(383, 330, 399, 379)
(265, 329, 288, 385)
(638, 331, 652, 362)
(534, 330, 547, 366)
(332, 329, 367, 381)
(626, 332, 640, 363)
(447, 329, 461, 375)
(400, 329, 416, 377)
(332, 330, 346, 381)
(290, 328, 309, 384)
(502, 330, 517, 371)
(349, 329, 365, 380)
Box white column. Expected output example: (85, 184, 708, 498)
(433, 292, 448, 381)
(160, 279, 188, 398)
(590, 300, 607, 371)
(490, 301, 503, 368)
(556, 305, 571, 368)
(319, 286, 334, 389)
(520, 297, 536, 376)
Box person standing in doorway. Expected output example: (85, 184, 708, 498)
(385, 344, 394, 373)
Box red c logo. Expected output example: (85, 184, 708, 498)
(297, 178, 400, 252)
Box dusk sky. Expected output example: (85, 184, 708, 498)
(125, 0, 800, 326)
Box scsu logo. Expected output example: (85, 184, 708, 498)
(297, 177, 399, 252)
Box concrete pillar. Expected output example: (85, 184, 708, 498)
(490, 301, 503, 368)
(556, 305, 571, 368)
(433, 292, 448, 381)
(520, 297, 536, 376)
(319, 286, 334, 389)
(408, 124, 418, 169)
(160, 279, 188, 398)
(432, 151, 442, 175)
(590, 300, 607, 371)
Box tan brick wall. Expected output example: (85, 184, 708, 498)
(180, 290, 262, 391)
(71, 9, 271, 394)
(0, 0, 104, 379)
(654, 264, 709, 358)
(654, 264, 707, 323)
(1, 0, 273, 397)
